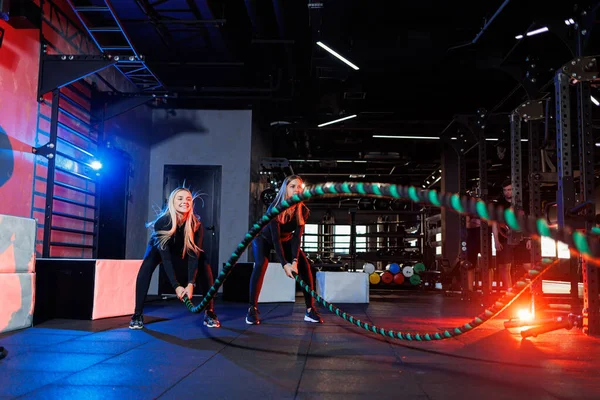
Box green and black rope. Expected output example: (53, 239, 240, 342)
(291, 258, 556, 341)
(181, 182, 598, 340)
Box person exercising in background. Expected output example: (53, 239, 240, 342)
(465, 187, 494, 293)
(493, 180, 514, 289)
(492, 179, 531, 290)
(246, 175, 323, 325)
(130, 187, 220, 329)
(464, 212, 480, 293)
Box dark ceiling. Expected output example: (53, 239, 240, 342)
(68, 0, 599, 189)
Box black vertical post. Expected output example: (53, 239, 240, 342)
(509, 111, 524, 296)
(92, 106, 104, 259)
(555, 71, 580, 312)
(577, 81, 599, 335)
(42, 90, 60, 258)
(441, 144, 460, 266)
(510, 112, 524, 242)
(477, 128, 490, 297)
(528, 119, 543, 316)
(349, 208, 356, 272)
(458, 140, 468, 297)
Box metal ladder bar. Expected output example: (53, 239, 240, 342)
(64, 0, 165, 91)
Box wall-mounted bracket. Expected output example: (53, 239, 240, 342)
(38, 54, 117, 99)
(516, 99, 545, 122)
(31, 142, 56, 159)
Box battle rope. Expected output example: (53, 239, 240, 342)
(289, 259, 556, 341)
(181, 182, 596, 339)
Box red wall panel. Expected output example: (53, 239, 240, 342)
(0, 21, 40, 219)
(1, 0, 99, 258)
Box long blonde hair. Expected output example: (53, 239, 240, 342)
(269, 175, 307, 225)
(149, 188, 203, 258)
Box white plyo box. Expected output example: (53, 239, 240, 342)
(258, 262, 296, 303)
(316, 271, 369, 303)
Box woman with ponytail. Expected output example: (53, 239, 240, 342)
(130, 187, 220, 329)
(246, 175, 323, 325)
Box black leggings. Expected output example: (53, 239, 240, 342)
(134, 244, 215, 315)
(249, 235, 315, 309)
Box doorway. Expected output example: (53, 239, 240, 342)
(159, 165, 222, 295)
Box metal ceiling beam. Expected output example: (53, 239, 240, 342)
(188, 0, 227, 52)
(135, 19, 225, 25)
(149, 0, 170, 7)
(447, 0, 511, 51)
(294, 173, 431, 177)
(134, 0, 177, 52)
(149, 61, 244, 67)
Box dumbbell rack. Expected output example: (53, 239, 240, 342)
(350, 208, 435, 290)
(349, 208, 424, 264)
(298, 202, 430, 288)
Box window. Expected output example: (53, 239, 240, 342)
(557, 240, 570, 259)
(541, 236, 557, 258)
(356, 225, 367, 252)
(302, 224, 319, 252)
(333, 225, 367, 254)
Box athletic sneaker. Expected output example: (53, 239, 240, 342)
(204, 310, 221, 328)
(246, 306, 261, 325)
(304, 308, 323, 323)
(129, 314, 144, 330)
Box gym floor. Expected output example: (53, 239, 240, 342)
(1, 291, 599, 400)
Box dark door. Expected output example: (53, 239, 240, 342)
(160, 165, 222, 295)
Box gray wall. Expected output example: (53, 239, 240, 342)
(149, 109, 253, 271)
(248, 121, 274, 262)
(103, 105, 152, 259)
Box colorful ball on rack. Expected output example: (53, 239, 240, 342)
(363, 263, 375, 274)
(413, 263, 426, 274)
(402, 266, 414, 278)
(369, 272, 381, 284)
(410, 274, 422, 285)
(381, 271, 393, 284)
(393, 273, 405, 285)
(386, 263, 400, 274)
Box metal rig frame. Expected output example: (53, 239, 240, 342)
(555, 56, 599, 336)
(510, 99, 547, 317)
(475, 111, 491, 298)
(439, 115, 488, 298)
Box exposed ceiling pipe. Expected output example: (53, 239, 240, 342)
(134, 0, 176, 50)
(195, 69, 282, 93)
(187, 0, 227, 50)
(149, 61, 244, 67)
(252, 39, 295, 44)
(296, 173, 429, 177)
(447, 0, 511, 51)
(472, 0, 512, 44)
(161, 69, 282, 94)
